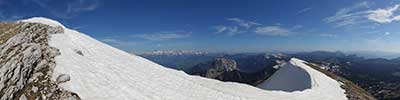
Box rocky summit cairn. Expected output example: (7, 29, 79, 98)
(0, 22, 79, 100)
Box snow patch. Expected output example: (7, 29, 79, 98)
(258, 59, 312, 91)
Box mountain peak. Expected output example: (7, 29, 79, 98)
(21, 17, 65, 28)
(189, 58, 238, 78)
(214, 58, 238, 71)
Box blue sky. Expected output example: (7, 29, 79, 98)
(1, 0, 400, 53)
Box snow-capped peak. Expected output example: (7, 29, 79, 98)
(21, 17, 65, 28)
(258, 57, 347, 99)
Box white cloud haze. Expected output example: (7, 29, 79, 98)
(214, 18, 260, 36)
(227, 18, 261, 29)
(367, 4, 400, 23)
(254, 26, 292, 36)
(214, 18, 301, 36)
(32, 0, 99, 19)
(325, 1, 400, 28)
(131, 31, 191, 41)
(297, 8, 312, 14)
(324, 1, 370, 27)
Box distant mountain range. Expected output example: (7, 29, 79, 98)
(141, 50, 400, 100)
(344, 51, 400, 59)
(140, 51, 220, 71)
(188, 57, 279, 85)
(141, 50, 209, 56)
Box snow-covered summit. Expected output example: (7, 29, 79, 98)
(18, 17, 349, 100)
(21, 17, 65, 28)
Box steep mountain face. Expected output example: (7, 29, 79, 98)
(226, 53, 288, 73)
(0, 17, 372, 100)
(0, 22, 79, 99)
(190, 58, 238, 78)
(189, 56, 280, 85)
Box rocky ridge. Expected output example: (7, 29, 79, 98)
(190, 58, 238, 78)
(189, 57, 278, 85)
(0, 22, 79, 100)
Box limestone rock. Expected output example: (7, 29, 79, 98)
(0, 22, 79, 100)
(56, 74, 71, 84)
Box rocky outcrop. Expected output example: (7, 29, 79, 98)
(189, 57, 278, 85)
(190, 58, 238, 78)
(0, 22, 79, 100)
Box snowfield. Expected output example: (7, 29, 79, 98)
(257, 59, 312, 91)
(257, 58, 347, 99)
(22, 17, 347, 100)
